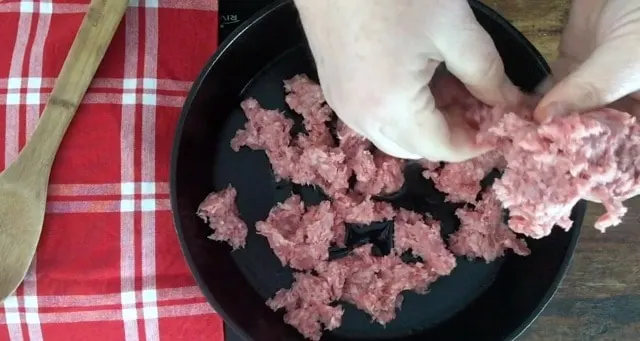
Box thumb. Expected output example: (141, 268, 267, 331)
(430, 9, 522, 106)
(534, 40, 640, 122)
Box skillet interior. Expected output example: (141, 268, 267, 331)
(171, 1, 586, 340)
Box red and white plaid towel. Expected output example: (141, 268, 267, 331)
(0, 1, 223, 340)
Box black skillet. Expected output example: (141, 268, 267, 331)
(171, 1, 587, 340)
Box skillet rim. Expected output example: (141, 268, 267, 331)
(170, 1, 586, 340)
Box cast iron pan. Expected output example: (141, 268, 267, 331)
(171, 1, 587, 340)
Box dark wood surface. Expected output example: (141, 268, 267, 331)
(485, 1, 640, 340)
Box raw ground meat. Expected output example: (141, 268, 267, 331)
(332, 192, 396, 225)
(267, 244, 440, 339)
(256, 195, 336, 271)
(284, 74, 335, 148)
(422, 150, 505, 203)
(267, 271, 344, 341)
(449, 188, 530, 262)
(431, 68, 640, 238)
(485, 109, 640, 238)
(354, 150, 406, 196)
(336, 245, 439, 325)
(230, 98, 300, 182)
(393, 209, 457, 276)
(196, 185, 248, 250)
(206, 70, 632, 340)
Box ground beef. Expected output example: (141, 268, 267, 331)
(332, 192, 396, 225)
(196, 185, 248, 250)
(336, 245, 439, 325)
(211, 70, 640, 340)
(256, 195, 336, 270)
(267, 271, 344, 341)
(267, 244, 439, 339)
(354, 150, 406, 196)
(393, 209, 457, 276)
(422, 150, 505, 203)
(294, 145, 352, 197)
(336, 120, 371, 157)
(449, 188, 530, 262)
(430, 69, 640, 238)
(231, 98, 295, 153)
(484, 109, 640, 238)
(285, 74, 335, 148)
(231, 98, 300, 181)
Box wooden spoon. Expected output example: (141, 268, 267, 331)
(0, 0, 129, 301)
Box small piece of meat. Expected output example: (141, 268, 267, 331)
(337, 245, 438, 325)
(285, 75, 335, 148)
(332, 192, 396, 225)
(337, 120, 371, 158)
(293, 145, 352, 197)
(231, 98, 294, 153)
(485, 109, 640, 238)
(231, 98, 302, 181)
(267, 272, 344, 341)
(256, 195, 335, 270)
(284, 74, 332, 125)
(394, 209, 457, 275)
(449, 188, 530, 262)
(196, 185, 248, 250)
(430, 67, 532, 132)
(354, 150, 406, 196)
(425, 150, 505, 203)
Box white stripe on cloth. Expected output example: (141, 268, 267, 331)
(48, 182, 170, 197)
(25, 0, 52, 139)
(2, 287, 206, 309)
(22, 5, 53, 338)
(0, 303, 214, 324)
(22, 263, 43, 341)
(2, 295, 23, 341)
(45, 199, 171, 214)
(0, 93, 187, 107)
(4, 0, 33, 168)
(121, 6, 140, 341)
(141, 3, 161, 339)
(0, 77, 193, 92)
(0, 0, 217, 14)
(3, 4, 34, 341)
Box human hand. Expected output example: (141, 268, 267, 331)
(534, 0, 640, 122)
(294, 0, 522, 162)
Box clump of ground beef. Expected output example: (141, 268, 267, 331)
(485, 109, 640, 238)
(422, 150, 505, 203)
(256, 195, 336, 271)
(393, 209, 456, 276)
(336, 245, 438, 325)
(267, 271, 345, 341)
(268, 244, 440, 336)
(430, 70, 640, 238)
(197, 70, 638, 341)
(449, 187, 530, 262)
(196, 185, 248, 250)
(332, 192, 396, 225)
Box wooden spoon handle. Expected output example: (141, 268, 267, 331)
(10, 0, 128, 178)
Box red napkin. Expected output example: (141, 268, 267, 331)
(0, 1, 223, 340)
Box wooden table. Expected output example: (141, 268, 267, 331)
(484, 1, 640, 340)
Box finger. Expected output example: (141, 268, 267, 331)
(377, 93, 490, 163)
(534, 40, 640, 122)
(534, 57, 578, 95)
(430, 7, 522, 107)
(367, 134, 424, 160)
(534, 75, 555, 96)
